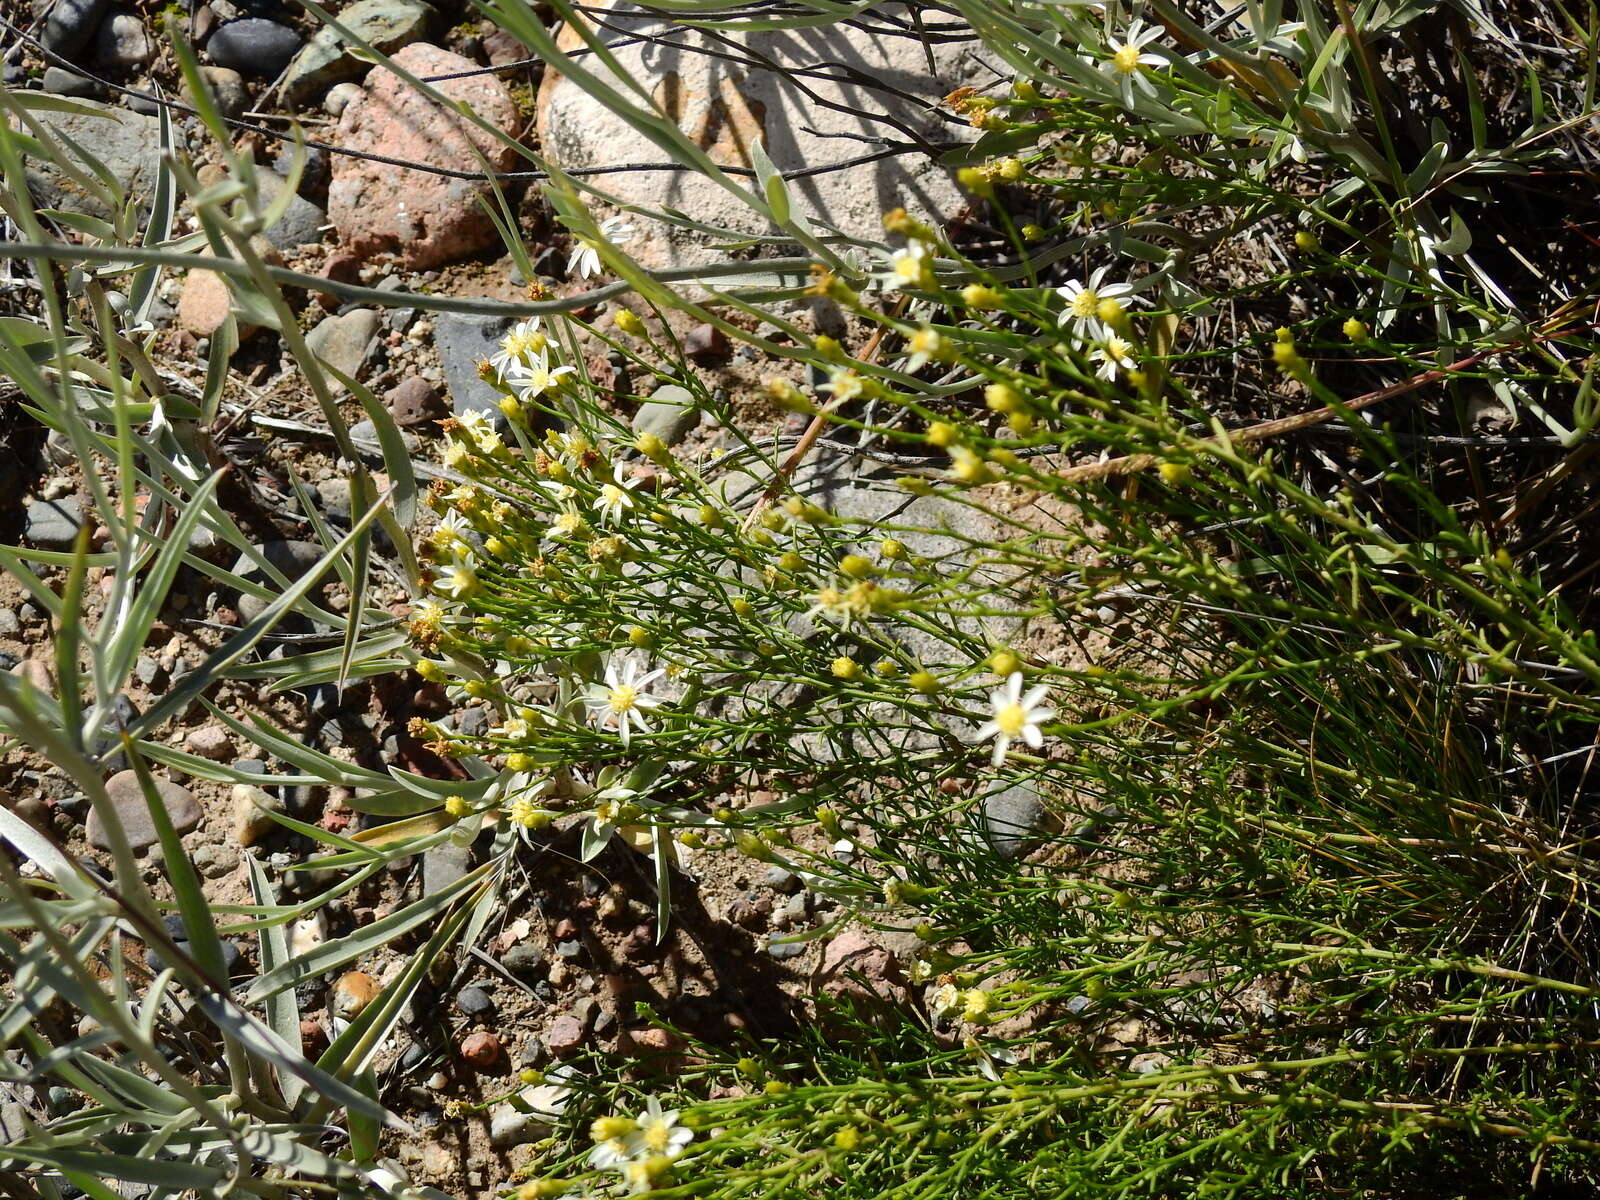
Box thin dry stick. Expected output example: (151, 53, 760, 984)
(740, 297, 909, 531)
(1052, 325, 1593, 486)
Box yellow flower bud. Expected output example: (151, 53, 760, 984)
(505, 753, 535, 772)
(498, 395, 523, 422)
(831, 656, 861, 680)
(634, 430, 670, 463)
(995, 157, 1024, 181)
(910, 669, 941, 695)
(988, 649, 1022, 676)
(1007, 411, 1034, 435)
(614, 308, 646, 337)
(814, 335, 847, 363)
(880, 538, 906, 561)
(443, 797, 471, 820)
(732, 597, 755, 617)
(926, 421, 959, 448)
(984, 382, 1022, 413)
(961, 284, 1002, 310)
(628, 626, 654, 649)
(416, 659, 446, 683)
(778, 551, 806, 573)
(1158, 461, 1192, 487)
(839, 554, 875, 579)
(1293, 230, 1320, 253)
(1342, 317, 1369, 342)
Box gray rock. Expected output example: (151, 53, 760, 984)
(249, 169, 326, 251)
(19, 100, 165, 220)
(24, 497, 83, 549)
(981, 782, 1054, 859)
(501, 942, 545, 980)
(306, 308, 380, 386)
(538, 10, 992, 268)
(766, 938, 805, 961)
(282, 0, 436, 103)
(324, 80, 363, 117)
(88, 770, 202, 853)
(0, 609, 19, 636)
(762, 865, 801, 894)
(349, 418, 421, 452)
(489, 1103, 547, 1148)
(91, 12, 152, 68)
(185, 65, 249, 120)
(554, 939, 583, 960)
(631, 384, 700, 447)
(434, 312, 515, 422)
(422, 841, 471, 896)
(317, 478, 353, 526)
(41, 65, 106, 98)
(206, 18, 302, 78)
(456, 985, 493, 1017)
(133, 654, 161, 686)
(231, 539, 332, 622)
(42, 0, 112, 59)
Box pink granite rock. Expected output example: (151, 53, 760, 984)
(327, 43, 520, 269)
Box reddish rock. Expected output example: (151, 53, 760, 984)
(320, 798, 353, 834)
(552, 917, 577, 940)
(300, 1017, 327, 1051)
(385, 377, 445, 428)
(327, 43, 522, 269)
(544, 1014, 586, 1058)
(184, 725, 234, 761)
(317, 250, 362, 308)
(459, 1030, 502, 1068)
(684, 323, 730, 364)
(177, 270, 235, 338)
(478, 20, 528, 68)
(816, 930, 909, 1013)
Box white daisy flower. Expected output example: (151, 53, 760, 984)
(1104, 19, 1165, 105)
(434, 557, 480, 602)
(1056, 266, 1139, 338)
(929, 981, 962, 1020)
(489, 317, 546, 379)
(624, 1096, 694, 1160)
(508, 349, 576, 400)
(595, 462, 641, 525)
(889, 240, 936, 291)
(1090, 335, 1138, 381)
(570, 215, 639, 279)
(974, 672, 1054, 766)
(584, 656, 666, 747)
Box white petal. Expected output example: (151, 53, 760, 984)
(1022, 725, 1044, 748)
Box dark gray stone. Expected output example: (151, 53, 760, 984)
(762, 865, 800, 893)
(88, 770, 202, 853)
(257, 171, 327, 252)
(981, 783, 1054, 859)
(455, 985, 493, 1017)
(41, 65, 106, 98)
(501, 942, 545, 980)
(19, 100, 166, 220)
(231, 539, 331, 622)
(206, 18, 302, 78)
(42, 0, 112, 59)
(434, 312, 515, 422)
(631, 384, 700, 447)
(24, 497, 83, 549)
(422, 842, 471, 896)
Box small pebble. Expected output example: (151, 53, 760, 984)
(456, 984, 494, 1017)
(333, 970, 380, 1018)
(459, 1030, 502, 1068)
